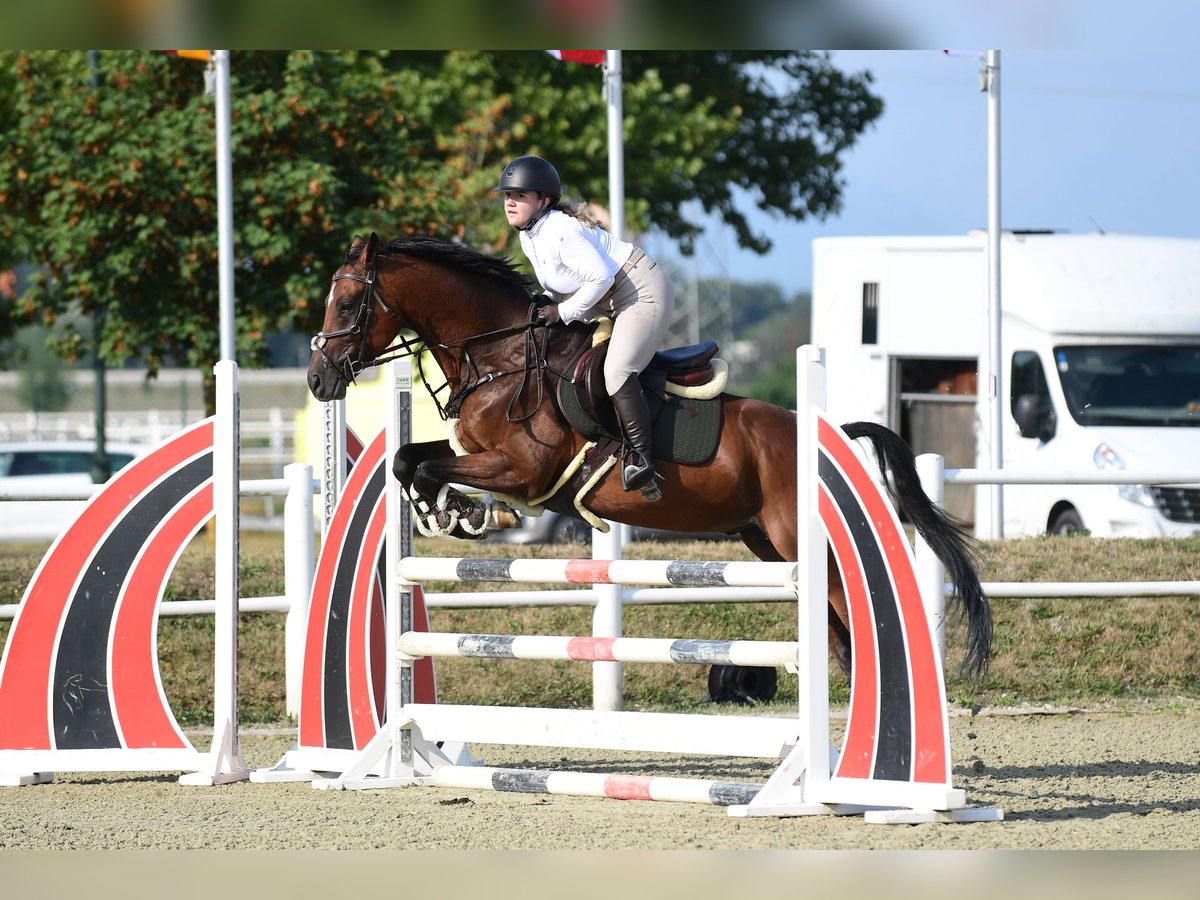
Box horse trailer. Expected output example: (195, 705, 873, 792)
(811, 231, 1200, 538)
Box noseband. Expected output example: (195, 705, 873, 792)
(309, 265, 418, 387)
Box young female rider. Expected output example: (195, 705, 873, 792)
(494, 154, 675, 499)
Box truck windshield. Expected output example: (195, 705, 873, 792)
(1054, 345, 1200, 427)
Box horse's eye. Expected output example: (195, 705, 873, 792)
(337, 301, 354, 317)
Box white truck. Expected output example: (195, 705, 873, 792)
(811, 231, 1200, 538)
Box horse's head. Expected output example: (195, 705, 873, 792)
(307, 233, 401, 401)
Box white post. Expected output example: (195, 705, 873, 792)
(589, 50, 627, 713)
(180, 359, 248, 784)
(591, 522, 624, 712)
(283, 462, 314, 718)
(320, 399, 347, 533)
(915, 453, 948, 665)
(795, 345, 829, 799)
(984, 49, 1004, 538)
(386, 360, 413, 775)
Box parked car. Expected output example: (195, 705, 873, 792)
(0, 440, 145, 542)
(483, 504, 732, 545)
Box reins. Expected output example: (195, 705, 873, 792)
(312, 262, 575, 424)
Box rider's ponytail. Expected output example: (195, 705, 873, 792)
(555, 198, 601, 230)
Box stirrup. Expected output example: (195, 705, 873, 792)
(622, 460, 655, 492)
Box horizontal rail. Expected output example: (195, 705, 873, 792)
(399, 557, 797, 588)
(946, 468, 1200, 486)
(974, 580, 1200, 598)
(430, 764, 766, 807)
(402, 702, 803, 757)
(424, 586, 799, 608)
(398, 632, 799, 667)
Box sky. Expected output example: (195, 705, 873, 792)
(695, 48, 1200, 298)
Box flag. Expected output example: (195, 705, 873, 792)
(546, 50, 605, 66)
(164, 50, 211, 62)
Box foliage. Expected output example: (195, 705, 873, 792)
(0, 51, 881, 403)
(734, 293, 810, 407)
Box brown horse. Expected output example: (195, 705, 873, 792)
(307, 233, 991, 677)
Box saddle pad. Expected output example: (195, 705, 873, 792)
(558, 378, 722, 466)
(650, 394, 722, 464)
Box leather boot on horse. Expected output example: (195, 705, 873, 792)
(611, 378, 660, 500)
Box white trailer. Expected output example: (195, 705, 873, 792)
(811, 231, 1200, 538)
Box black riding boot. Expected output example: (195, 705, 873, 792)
(611, 378, 659, 498)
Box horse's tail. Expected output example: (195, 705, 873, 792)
(841, 421, 993, 679)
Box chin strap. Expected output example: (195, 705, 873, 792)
(515, 197, 555, 232)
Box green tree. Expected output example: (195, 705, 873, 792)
(0, 51, 880, 407)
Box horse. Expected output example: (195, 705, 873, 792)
(307, 233, 991, 679)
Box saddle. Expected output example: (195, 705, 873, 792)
(558, 339, 725, 466)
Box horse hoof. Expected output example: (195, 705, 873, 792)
(490, 506, 521, 530)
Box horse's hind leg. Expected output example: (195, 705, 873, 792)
(737, 523, 853, 677)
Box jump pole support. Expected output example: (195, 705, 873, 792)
(316, 347, 999, 822)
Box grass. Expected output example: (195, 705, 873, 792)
(2, 532, 1199, 726)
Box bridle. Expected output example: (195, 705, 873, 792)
(309, 263, 421, 388)
(310, 259, 576, 424)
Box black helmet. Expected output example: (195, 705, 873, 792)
(493, 155, 561, 198)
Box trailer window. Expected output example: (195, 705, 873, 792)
(861, 282, 879, 345)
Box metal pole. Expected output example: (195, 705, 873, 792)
(214, 50, 236, 363)
(87, 50, 110, 484)
(605, 50, 625, 240)
(985, 50, 1003, 537)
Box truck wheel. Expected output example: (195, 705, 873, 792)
(1049, 508, 1085, 535)
(552, 515, 592, 544)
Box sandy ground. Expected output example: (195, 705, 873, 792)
(2, 705, 1199, 851)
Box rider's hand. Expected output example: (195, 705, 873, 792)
(534, 304, 560, 326)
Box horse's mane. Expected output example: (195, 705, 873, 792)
(359, 235, 535, 297)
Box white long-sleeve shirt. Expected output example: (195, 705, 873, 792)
(518, 209, 636, 324)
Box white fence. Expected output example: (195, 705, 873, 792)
(919, 456, 1200, 601)
(0, 408, 295, 472)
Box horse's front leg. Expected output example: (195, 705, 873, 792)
(409, 446, 554, 538)
(394, 441, 521, 539)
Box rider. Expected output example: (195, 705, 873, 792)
(494, 155, 675, 498)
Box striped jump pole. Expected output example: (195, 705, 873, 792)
(398, 557, 797, 589)
(431, 764, 771, 807)
(398, 633, 798, 668)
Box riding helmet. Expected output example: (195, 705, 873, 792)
(492, 155, 562, 199)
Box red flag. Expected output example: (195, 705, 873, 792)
(163, 50, 211, 62)
(546, 50, 605, 66)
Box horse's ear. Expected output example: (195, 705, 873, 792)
(360, 232, 380, 267)
(348, 234, 365, 256)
